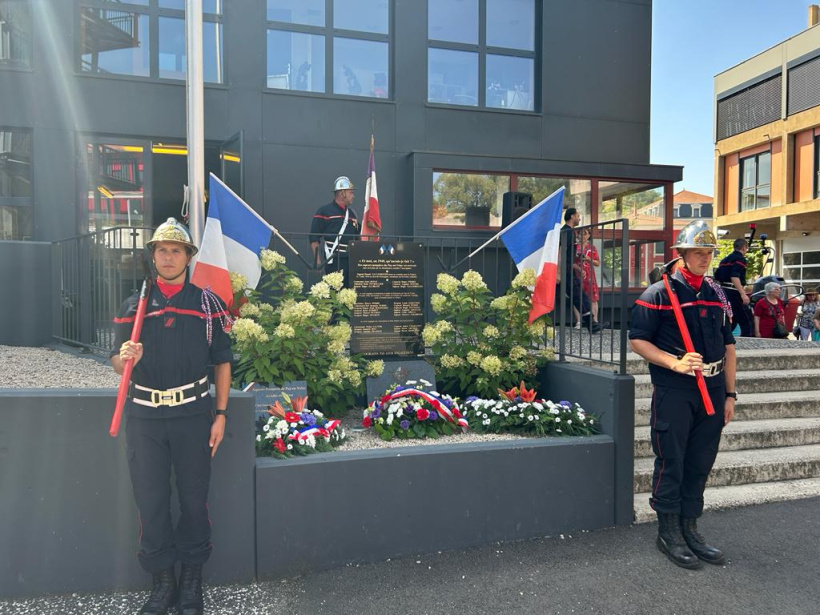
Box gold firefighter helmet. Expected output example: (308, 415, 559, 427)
(146, 217, 198, 255)
(672, 220, 717, 250)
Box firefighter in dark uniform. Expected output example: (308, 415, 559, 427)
(715, 237, 752, 337)
(628, 220, 737, 570)
(309, 176, 360, 284)
(112, 218, 232, 615)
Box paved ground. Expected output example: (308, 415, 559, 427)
(2, 497, 817, 615)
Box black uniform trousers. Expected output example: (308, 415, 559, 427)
(649, 381, 726, 518)
(126, 412, 213, 573)
(727, 291, 753, 337)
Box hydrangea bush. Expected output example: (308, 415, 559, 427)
(230, 250, 384, 415)
(255, 394, 347, 459)
(422, 269, 554, 399)
(362, 380, 467, 441)
(463, 383, 598, 437)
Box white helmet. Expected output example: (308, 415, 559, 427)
(333, 176, 355, 192)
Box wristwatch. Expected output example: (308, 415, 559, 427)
(215, 409, 228, 417)
(725, 392, 737, 400)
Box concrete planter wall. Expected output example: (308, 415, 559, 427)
(0, 391, 256, 599)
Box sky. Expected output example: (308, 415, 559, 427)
(651, 0, 812, 197)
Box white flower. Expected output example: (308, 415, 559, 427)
(387, 415, 394, 426)
(263, 424, 270, 432)
(323, 271, 345, 291)
(534, 415, 540, 421)
(556, 429, 562, 433)
(239, 302, 261, 318)
(420, 379, 432, 386)
(260, 249, 287, 271)
(406, 380, 417, 385)
(533, 403, 544, 411)
(256, 435, 261, 442)
(555, 417, 561, 423)
(287, 444, 293, 450)
(338, 288, 357, 309)
(527, 415, 534, 421)
(310, 281, 331, 299)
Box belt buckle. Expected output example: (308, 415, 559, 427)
(150, 388, 184, 406)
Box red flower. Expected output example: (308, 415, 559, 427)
(416, 408, 430, 421)
(453, 408, 462, 419)
(274, 438, 286, 453)
(362, 416, 373, 428)
(290, 395, 309, 413)
(267, 401, 287, 418)
(284, 412, 301, 423)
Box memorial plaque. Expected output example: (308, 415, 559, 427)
(366, 359, 437, 403)
(243, 381, 307, 420)
(349, 241, 425, 357)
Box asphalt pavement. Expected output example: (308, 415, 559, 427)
(2, 497, 817, 615)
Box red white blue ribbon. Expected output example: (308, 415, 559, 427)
(382, 388, 468, 429)
(288, 419, 342, 443)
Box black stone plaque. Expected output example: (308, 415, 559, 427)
(349, 241, 425, 357)
(243, 381, 307, 420)
(366, 360, 438, 402)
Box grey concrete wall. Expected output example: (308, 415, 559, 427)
(256, 436, 614, 579)
(0, 391, 256, 599)
(539, 361, 635, 526)
(0, 241, 52, 346)
(0, 0, 677, 243)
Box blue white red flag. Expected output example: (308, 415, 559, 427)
(362, 135, 382, 238)
(499, 187, 565, 323)
(191, 173, 272, 306)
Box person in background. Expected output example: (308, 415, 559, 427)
(579, 228, 601, 326)
(560, 208, 603, 333)
(796, 287, 819, 340)
(753, 281, 787, 339)
(714, 238, 752, 337)
(309, 176, 360, 285)
(813, 304, 820, 342)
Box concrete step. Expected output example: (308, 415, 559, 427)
(633, 369, 820, 399)
(634, 417, 820, 458)
(634, 389, 820, 426)
(574, 348, 820, 376)
(633, 477, 820, 523)
(633, 443, 820, 493)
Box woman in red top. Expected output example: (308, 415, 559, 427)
(580, 228, 600, 322)
(753, 281, 787, 338)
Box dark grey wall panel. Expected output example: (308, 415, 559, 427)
(425, 107, 543, 158)
(0, 391, 256, 599)
(539, 362, 635, 526)
(543, 115, 650, 165)
(256, 436, 614, 579)
(0, 242, 52, 346)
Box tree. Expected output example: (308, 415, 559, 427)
(714, 240, 767, 282)
(433, 173, 505, 214)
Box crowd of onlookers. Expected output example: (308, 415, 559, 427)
(750, 281, 819, 341)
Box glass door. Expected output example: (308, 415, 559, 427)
(219, 131, 243, 197)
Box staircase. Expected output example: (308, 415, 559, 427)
(630, 346, 820, 523)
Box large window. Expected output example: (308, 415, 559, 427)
(84, 142, 146, 234)
(79, 1, 224, 83)
(783, 251, 820, 287)
(0, 127, 32, 240)
(0, 0, 31, 69)
(599, 181, 665, 231)
(428, 0, 536, 111)
(517, 177, 591, 224)
(266, 0, 390, 98)
(739, 151, 771, 211)
(433, 172, 509, 228)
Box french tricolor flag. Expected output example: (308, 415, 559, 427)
(190, 174, 272, 306)
(500, 187, 565, 323)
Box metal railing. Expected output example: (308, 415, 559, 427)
(51, 222, 631, 372)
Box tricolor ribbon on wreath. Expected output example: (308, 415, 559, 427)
(287, 420, 342, 443)
(381, 388, 468, 429)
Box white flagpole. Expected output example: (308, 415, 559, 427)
(186, 0, 205, 247)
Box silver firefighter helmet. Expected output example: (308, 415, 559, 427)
(672, 220, 717, 250)
(333, 176, 355, 192)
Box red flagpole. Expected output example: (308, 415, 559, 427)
(662, 273, 715, 416)
(110, 277, 153, 436)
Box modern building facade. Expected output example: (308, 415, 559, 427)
(1, 0, 679, 292)
(714, 6, 820, 290)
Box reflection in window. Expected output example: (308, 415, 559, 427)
(333, 38, 388, 98)
(517, 177, 591, 223)
(80, 8, 150, 77)
(0, 0, 31, 68)
(159, 0, 223, 14)
(432, 172, 510, 228)
(486, 54, 533, 110)
(267, 30, 325, 92)
(428, 0, 478, 44)
(0, 204, 31, 239)
(599, 181, 665, 231)
(158, 17, 223, 83)
(0, 128, 31, 198)
(600, 239, 665, 288)
(428, 48, 478, 106)
(267, 0, 324, 26)
(487, 0, 534, 50)
(85, 143, 146, 233)
(740, 151, 770, 211)
(334, 0, 388, 34)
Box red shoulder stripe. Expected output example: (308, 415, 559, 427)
(635, 299, 672, 311)
(114, 306, 231, 324)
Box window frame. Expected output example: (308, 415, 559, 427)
(739, 150, 771, 211)
(0, 0, 33, 71)
(427, 0, 540, 112)
(76, 0, 226, 85)
(0, 125, 34, 240)
(264, 0, 393, 100)
(814, 134, 820, 200)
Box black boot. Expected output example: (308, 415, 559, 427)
(177, 563, 204, 615)
(140, 568, 178, 615)
(656, 512, 702, 570)
(681, 516, 726, 565)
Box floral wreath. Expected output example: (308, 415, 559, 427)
(371, 385, 468, 429)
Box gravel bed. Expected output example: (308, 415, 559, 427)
(0, 345, 120, 389)
(337, 427, 525, 451)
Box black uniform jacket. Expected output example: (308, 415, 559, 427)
(112, 282, 233, 419)
(629, 270, 735, 389)
(715, 250, 747, 286)
(309, 201, 360, 246)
